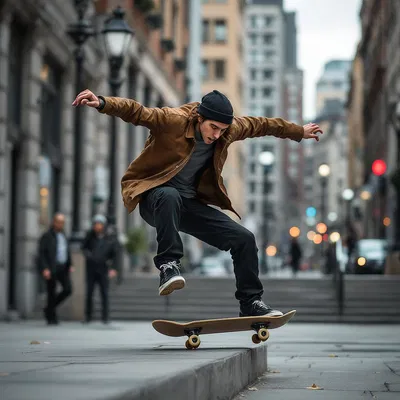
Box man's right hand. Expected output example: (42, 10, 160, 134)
(42, 268, 51, 280)
(72, 89, 100, 108)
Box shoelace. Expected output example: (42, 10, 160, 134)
(160, 261, 179, 272)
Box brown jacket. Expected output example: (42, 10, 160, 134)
(98, 97, 304, 219)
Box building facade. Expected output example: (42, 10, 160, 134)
(244, 0, 287, 250)
(316, 60, 352, 116)
(200, 0, 246, 221)
(0, 0, 189, 318)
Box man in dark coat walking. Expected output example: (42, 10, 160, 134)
(81, 215, 118, 324)
(38, 213, 73, 325)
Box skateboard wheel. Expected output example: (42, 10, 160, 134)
(257, 328, 269, 341)
(252, 334, 261, 344)
(185, 340, 193, 350)
(188, 335, 200, 348)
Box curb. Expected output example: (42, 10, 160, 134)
(111, 345, 268, 400)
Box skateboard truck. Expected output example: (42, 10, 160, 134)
(250, 322, 270, 344)
(184, 327, 202, 350)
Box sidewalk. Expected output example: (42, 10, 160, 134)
(2, 320, 400, 400)
(0, 320, 268, 400)
(234, 324, 400, 399)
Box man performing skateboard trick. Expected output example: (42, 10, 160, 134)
(72, 89, 322, 318)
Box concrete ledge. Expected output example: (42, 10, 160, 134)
(0, 321, 268, 400)
(117, 346, 267, 400)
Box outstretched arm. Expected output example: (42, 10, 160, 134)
(233, 116, 322, 142)
(72, 89, 167, 133)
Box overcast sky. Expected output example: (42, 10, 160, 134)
(284, 0, 362, 120)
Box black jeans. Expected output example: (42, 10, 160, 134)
(85, 270, 109, 322)
(46, 266, 72, 321)
(139, 186, 264, 304)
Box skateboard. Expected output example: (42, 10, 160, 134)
(152, 310, 296, 349)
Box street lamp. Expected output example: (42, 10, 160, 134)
(101, 7, 133, 242)
(67, 0, 94, 242)
(389, 97, 400, 249)
(318, 163, 330, 267)
(258, 151, 275, 274)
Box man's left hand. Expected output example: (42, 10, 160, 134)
(70, 266, 75, 273)
(303, 123, 323, 141)
(108, 269, 117, 279)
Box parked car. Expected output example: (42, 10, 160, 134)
(348, 239, 388, 274)
(192, 256, 230, 277)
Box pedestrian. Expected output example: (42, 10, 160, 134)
(81, 215, 117, 324)
(289, 237, 302, 277)
(38, 213, 73, 325)
(72, 89, 322, 317)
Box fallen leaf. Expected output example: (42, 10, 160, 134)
(248, 387, 258, 391)
(30, 340, 40, 345)
(328, 354, 338, 358)
(307, 383, 323, 390)
(0, 372, 9, 376)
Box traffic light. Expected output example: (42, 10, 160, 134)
(372, 159, 386, 176)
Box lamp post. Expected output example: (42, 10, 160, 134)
(389, 97, 400, 249)
(258, 151, 275, 274)
(318, 163, 330, 264)
(101, 7, 134, 262)
(342, 188, 354, 226)
(67, 0, 94, 242)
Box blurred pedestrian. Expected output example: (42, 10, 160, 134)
(81, 215, 117, 324)
(289, 238, 302, 277)
(72, 88, 323, 317)
(38, 213, 73, 325)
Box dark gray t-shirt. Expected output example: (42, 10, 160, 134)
(163, 130, 215, 198)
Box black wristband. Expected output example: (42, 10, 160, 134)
(96, 96, 106, 111)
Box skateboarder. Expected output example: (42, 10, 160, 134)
(72, 89, 322, 317)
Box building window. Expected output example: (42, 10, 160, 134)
(250, 181, 256, 194)
(215, 59, 226, 80)
(214, 20, 227, 42)
(250, 87, 256, 97)
(40, 58, 63, 218)
(264, 106, 274, 116)
(250, 69, 257, 80)
(263, 87, 272, 97)
(264, 50, 275, 62)
(250, 163, 256, 173)
(202, 19, 210, 43)
(263, 69, 273, 79)
(250, 33, 257, 46)
(264, 16, 274, 26)
(250, 15, 257, 27)
(8, 20, 25, 129)
(201, 59, 209, 80)
(263, 34, 274, 45)
(249, 201, 256, 213)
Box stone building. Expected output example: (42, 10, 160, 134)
(0, 0, 189, 319)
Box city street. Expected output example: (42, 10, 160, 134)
(235, 324, 400, 400)
(1, 320, 399, 399)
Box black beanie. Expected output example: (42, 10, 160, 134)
(198, 90, 234, 124)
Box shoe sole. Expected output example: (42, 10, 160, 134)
(159, 276, 186, 296)
(239, 311, 284, 317)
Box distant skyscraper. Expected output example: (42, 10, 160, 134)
(244, 0, 304, 252)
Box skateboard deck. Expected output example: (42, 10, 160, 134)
(152, 310, 296, 349)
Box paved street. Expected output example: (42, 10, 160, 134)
(234, 324, 400, 400)
(0, 320, 267, 400)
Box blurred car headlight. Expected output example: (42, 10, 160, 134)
(357, 257, 366, 266)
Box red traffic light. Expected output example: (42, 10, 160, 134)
(372, 159, 386, 176)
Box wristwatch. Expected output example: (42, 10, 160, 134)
(96, 96, 106, 111)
